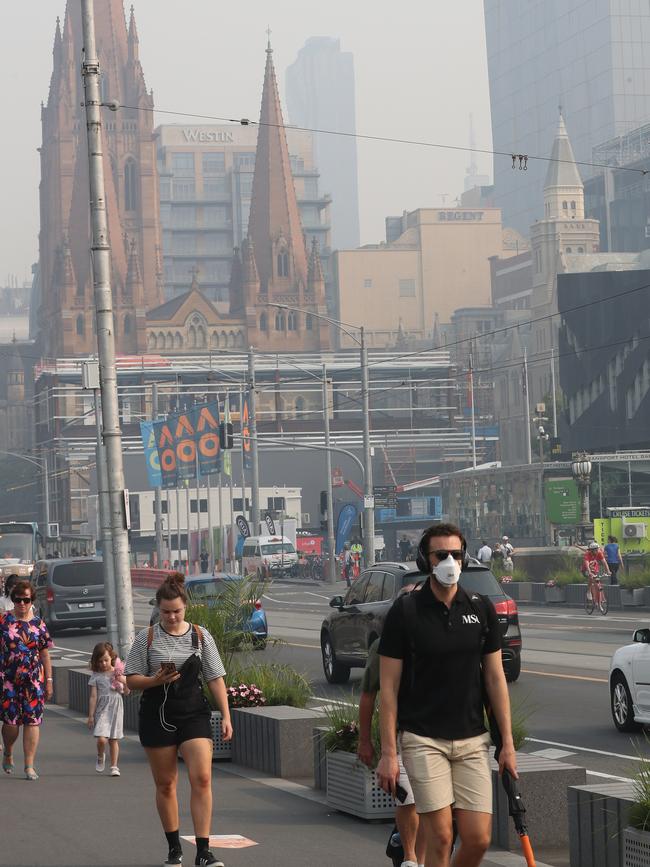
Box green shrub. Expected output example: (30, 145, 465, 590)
(319, 692, 381, 755)
(631, 747, 650, 831)
(621, 571, 650, 589)
(491, 563, 530, 582)
(550, 569, 585, 586)
(230, 662, 312, 708)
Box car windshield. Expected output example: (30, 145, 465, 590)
(261, 543, 295, 555)
(0, 532, 34, 562)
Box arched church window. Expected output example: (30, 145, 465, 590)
(566, 247, 572, 254)
(124, 314, 132, 335)
(277, 250, 289, 277)
(305, 314, 313, 331)
(228, 331, 236, 348)
(175, 332, 183, 349)
(236, 332, 245, 348)
(76, 315, 85, 336)
(197, 325, 206, 348)
(287, 311, 297, 331)
(275, 312, 285, 331)
(571, 201, 576, 210)
(211, 332, 219, 349)
(189, 325, 197, 348)
(562, 201, 568, 210)
(260, 312, 268, 332)
(124, 159, 138, 211)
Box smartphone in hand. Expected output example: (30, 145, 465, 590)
(395, 783, 408, 803)
(160, 662, 177, 675)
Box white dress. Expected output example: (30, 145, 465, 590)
(89, 671, 124, 739)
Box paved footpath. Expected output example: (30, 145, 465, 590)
(0, 704, 558, 867)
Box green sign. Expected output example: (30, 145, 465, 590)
(544, 478, 580, 524)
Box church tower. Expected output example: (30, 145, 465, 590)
(530, 112, 599, 403)
(38, 2, 162, 357)
(239, 42, 330, 351)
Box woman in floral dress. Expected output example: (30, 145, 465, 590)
(0, 580, 53, 780)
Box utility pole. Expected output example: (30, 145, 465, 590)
(83, 360, 117, 648)
(248, 347, 260, 534)
(360, 326, 375, 567)
(550, 346, 558, 437)
(322, 364, 336, 584)
(80, 0, 134, 656)
(469, 351, 477, 469)
(152, 382, 164, 568)
(523, 348, 532, 465)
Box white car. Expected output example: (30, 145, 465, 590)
(610, 627, 650, 731)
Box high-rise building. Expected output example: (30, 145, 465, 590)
(155, 124, 331, 306)
(37, 1, 163, 357)
(484, 0, 650, 236)
(286, 37, 360, 251)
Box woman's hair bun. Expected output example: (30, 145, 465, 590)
(167, 571, 185, 587)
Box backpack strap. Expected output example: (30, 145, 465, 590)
(191, 623, 203, 650)
(401, 590, 420, 694)
(147, 625, 154, 649)
(465, 592, 490, 652)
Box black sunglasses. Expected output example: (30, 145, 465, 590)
(13, 597, 33, 604)
(427, 549, 464, 562)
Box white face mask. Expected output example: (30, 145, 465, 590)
(433, 553, 462, 586)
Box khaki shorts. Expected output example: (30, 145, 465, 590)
(399, 730, 492, 814)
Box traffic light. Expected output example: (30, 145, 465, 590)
(320, 490, 327, 514)
(219, 421, 233, 449)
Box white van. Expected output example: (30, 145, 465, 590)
(242, 535, 298, 579)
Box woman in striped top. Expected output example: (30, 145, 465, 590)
(126, 573, 232, 867)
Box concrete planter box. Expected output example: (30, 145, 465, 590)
(531, 582, 546, 603)
(624, 826, 650, 867)
(621, 588, 646, 607)
(231, 705, 324, 781)
(492, 754, 585, 850)
(568, 780, 634, 867)
(210, 710, 231, 760)
(313, 726, 328, 791)
(565, 583, 589, 605)
(544, 585, 566, 603)
(326, 749, 395, 820)
(68, 667, 140, 732)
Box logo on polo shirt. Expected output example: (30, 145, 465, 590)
(462, 614, 480, 624)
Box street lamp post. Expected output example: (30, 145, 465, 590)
(269, 304, 375, 568)
(322, 365, 337, 584)
(571, 453, 593, 543)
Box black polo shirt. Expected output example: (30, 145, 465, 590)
(378, 580, 501, 740)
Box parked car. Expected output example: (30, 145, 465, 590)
(33, 557, 105, 637)
(610, 626, 650, 732)
(320, 561, 522, 684)
(241, 535, 298, 579)
(149, 573, 268, 647)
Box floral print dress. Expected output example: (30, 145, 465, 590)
(0, 613, 52, 726)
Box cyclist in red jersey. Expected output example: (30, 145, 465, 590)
(581, 541, 611, 581)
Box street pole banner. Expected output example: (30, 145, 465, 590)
(173, 411, 197, 482)
(223, 397, 232, 477)
(236, 515, 251, 538)
(139, 421, 162, 488)
(264, 512, 276, 535)
(191, 401, 222, 476)
(242, 391, 252, 470)
(153, 419, 179, 488)
(335, 503, 358, 555)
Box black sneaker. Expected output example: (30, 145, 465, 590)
(164, 846, 183, 866)
(195, 852, 223, 867)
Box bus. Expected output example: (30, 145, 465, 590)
(0, 522, 44, 580)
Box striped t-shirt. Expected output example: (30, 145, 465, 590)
(125, 623, 226, 682)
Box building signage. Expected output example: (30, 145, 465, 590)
(606, 507, 650, 517)
(438, 211, 484, 222)
(590, 452, 650, 463)
(182, 128, 235, 144)
(373, 485, 398, 509)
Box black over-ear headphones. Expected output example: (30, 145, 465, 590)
(415, 524, 468, 574)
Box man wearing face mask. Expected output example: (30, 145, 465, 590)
(376, 523, 517, 867)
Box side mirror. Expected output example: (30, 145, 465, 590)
(329, 595, 344, 608)
(633, 628, 650, 644)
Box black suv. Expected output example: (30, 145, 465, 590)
(320, 561, 522, 684)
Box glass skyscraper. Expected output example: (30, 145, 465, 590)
(484, 0, 650, 236)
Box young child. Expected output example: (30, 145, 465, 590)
(87, 642, 129, 776)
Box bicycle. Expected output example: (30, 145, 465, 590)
(583, 566, 609, 616)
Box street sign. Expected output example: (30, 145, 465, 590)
(364, 495, 375, 509)
(123, 489, 131, 530)
(332, 467, 344, 488)
(264, 512, 276, 535)
(373, 485, 398, 509)
(236, 515, 251, 538)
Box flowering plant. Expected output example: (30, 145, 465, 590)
(545, 579, 557, 588)
(500, 575, 512, 584)
(227, 682, 266, 708)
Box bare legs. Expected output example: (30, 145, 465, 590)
(145, 745, 179, 832)
(145, 739, 213, 837)
(2, 723, 41, 770)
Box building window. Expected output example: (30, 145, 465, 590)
(76, 315, 85, 336)
(295, 396, 305, 415)
(275, 312, 285, 331)
(259, 312, 268, 332)
(577, 246, 584, 253)
(566, 247, 572, 254)
(124, 159, 138, 211)
(562, 201, 568, 210)
(305, 314, 313, 331)
(124, 314, 132, 335)
(267, 496, 286, 511)
(571, 201, 576, 210)
(364, 278, 372, 288)
(287, 311, 297, 331)
(202, 153, 225, 175)
(172, 180, 196, 201)
(172, 152, 195, 177)
(233, 497, 251, 512)
(399, 278, 416, 297)
(277, 250, 289, 277)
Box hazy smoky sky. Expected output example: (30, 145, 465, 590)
(0, 0, 492, 283)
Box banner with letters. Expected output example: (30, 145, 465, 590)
(154, 418, 179, 488)
(152, 400, 222, 487)
(140, 421, 163, 488)
(241, 391, 252, 470)
(192, 401, 221, 476)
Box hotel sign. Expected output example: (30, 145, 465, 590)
(182, 128, 234, 143)
(438, 211, 484, 221)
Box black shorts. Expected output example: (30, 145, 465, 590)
(138, 706, 211, 748)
